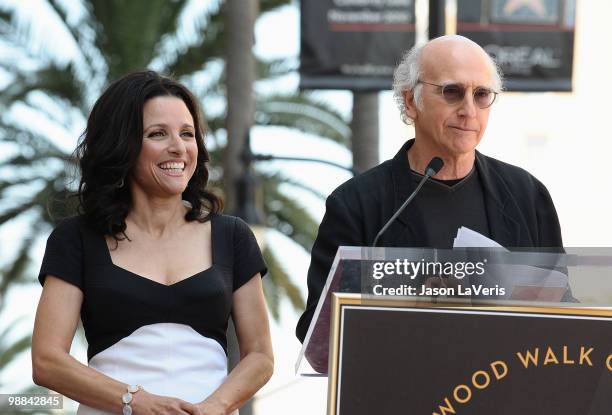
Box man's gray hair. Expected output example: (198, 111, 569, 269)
(392, 36, 504, 125)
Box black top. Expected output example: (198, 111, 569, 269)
(410, 168, 490, 248)
(38, 214, 267, 360)
(296, 139, 564, 342)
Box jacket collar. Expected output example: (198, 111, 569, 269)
(391, 139, 523, 246)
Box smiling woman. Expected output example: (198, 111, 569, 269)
(75, 71, 221, 238)
(31, 71, 273, 415)
(135, 96, 199, 199)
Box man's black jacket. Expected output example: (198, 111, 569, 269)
(296, 139, 563, 342)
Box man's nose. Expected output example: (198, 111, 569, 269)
(457, 90, 477, 118)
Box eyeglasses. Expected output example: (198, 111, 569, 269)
(418, 80, 498, 109)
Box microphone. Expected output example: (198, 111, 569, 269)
(372, 157, 444, 247)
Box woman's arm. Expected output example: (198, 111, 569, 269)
(198, 274, 274, 415)
(32, 275, 202, 415)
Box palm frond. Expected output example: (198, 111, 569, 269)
(0, 177, 39, 195)
(0, 333, 30, 370)
(0, 317, 30, 367)
(162, 9, 225, 77)
(89, 0, 184, 78)
(1, 63, 87, 112)
(0, 200, 38, 226)
(259, 172, 326, 200)
(45, 0, 108, 93)
(256, 93, 350, 145)
(263, 183, 318, 252)
(0, 153, 64, 169)
(0, 231, 37, 295)
(262, 246, 305, 320)
(0, 8, 10, 24)
(0, 317, 25, 345)
(0, 124, 69, 159)
(256, 57, 296, 79)
(149, 0, 189, 44)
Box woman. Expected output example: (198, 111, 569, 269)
(32, 71, 273, 415)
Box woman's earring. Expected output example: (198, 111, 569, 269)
(116, 179, 124, 188)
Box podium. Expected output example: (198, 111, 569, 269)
(296, 247, 612, 415)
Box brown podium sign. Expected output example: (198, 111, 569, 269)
(327, 294, 612, 415)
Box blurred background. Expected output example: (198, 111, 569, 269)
(0, 0, 611, 413)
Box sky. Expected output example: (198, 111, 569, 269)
(2, 0, 612, 414)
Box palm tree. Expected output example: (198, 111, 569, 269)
(0, 2, 352, 412)
(0, 0, 350, 315)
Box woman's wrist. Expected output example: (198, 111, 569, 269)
(121, 384, 142, 415)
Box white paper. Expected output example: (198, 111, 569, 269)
(452, 227, 568, 298)
(453, 226, 505, 249)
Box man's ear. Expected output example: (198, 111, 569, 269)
(404, 90, 418, 121)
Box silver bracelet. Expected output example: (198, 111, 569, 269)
(121, 384, 141, 415)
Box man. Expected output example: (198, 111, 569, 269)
(296, 35, 564, 343)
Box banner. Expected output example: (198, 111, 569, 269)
(300, 0, 416, 91)
(457, 0, 576, 91)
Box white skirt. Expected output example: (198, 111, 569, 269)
(76, 323, 237, 414)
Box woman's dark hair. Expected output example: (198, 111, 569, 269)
(76, 70, 222, 239)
